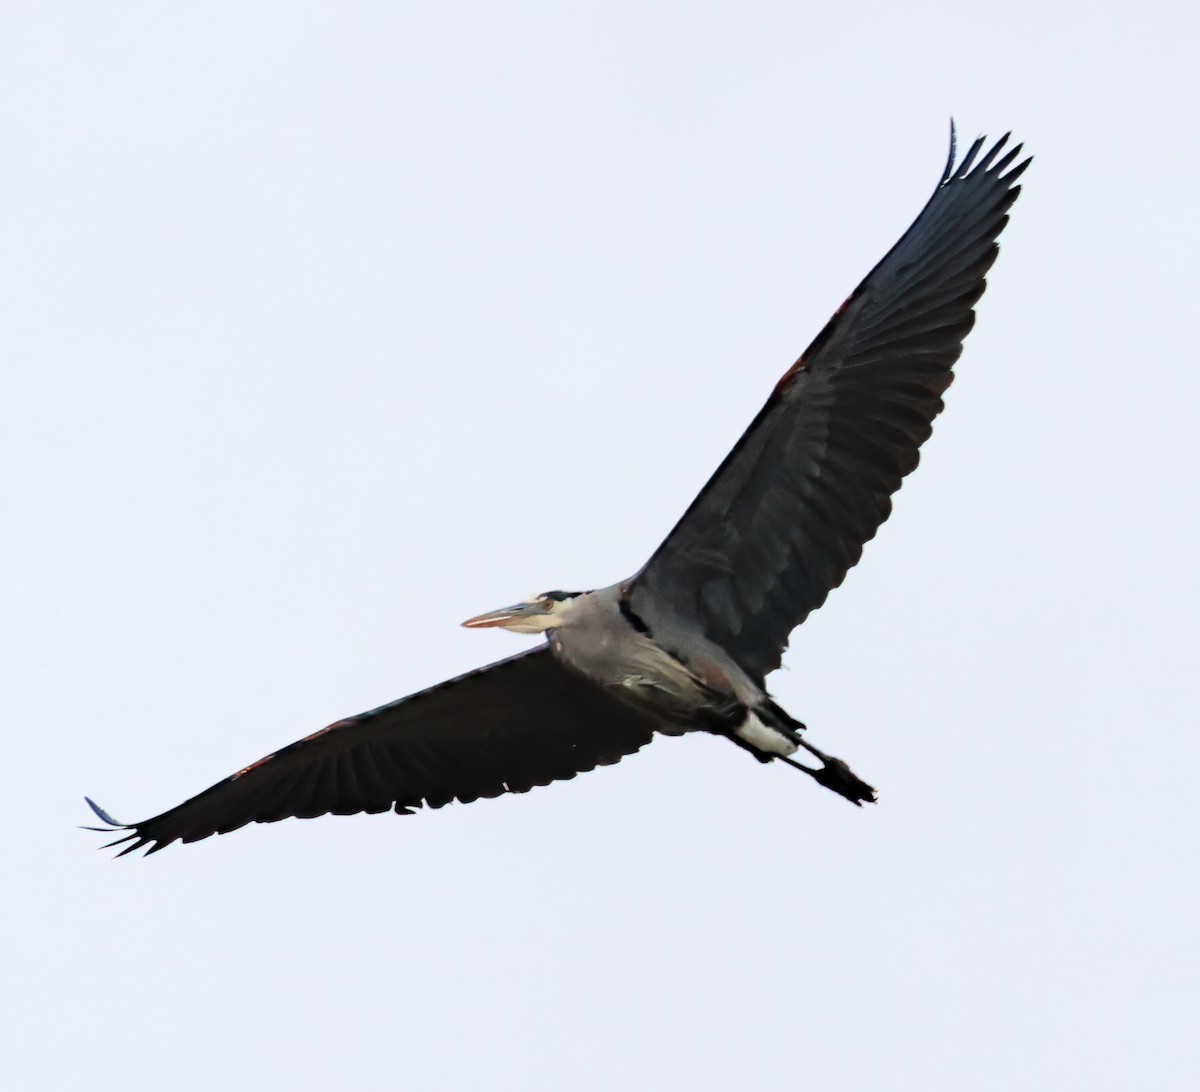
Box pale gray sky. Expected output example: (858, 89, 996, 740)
(4, 3, 1197, 1090)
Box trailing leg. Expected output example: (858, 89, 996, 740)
(726, 703, 877, 806)
(778, 737, 878, 806)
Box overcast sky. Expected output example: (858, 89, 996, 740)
(3, 3, 1198, 1090)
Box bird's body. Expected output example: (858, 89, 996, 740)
(541, 587, 809, 759)
(87, 126, 1030, 855)
(543, 587, 747, 728)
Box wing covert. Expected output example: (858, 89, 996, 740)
(629, 129, 1030, 683)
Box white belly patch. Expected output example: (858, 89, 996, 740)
(734, 712, 799, 757)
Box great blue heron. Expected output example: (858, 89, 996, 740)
(87, 127, 1029, 855)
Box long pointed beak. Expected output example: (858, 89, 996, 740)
(461, 603, 533, 629)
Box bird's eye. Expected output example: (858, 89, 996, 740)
(540, 597, 556, 612)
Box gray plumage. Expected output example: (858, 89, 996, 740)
(87, 127, 1030, 855)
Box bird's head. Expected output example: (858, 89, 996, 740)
(461, 590, 583, 634)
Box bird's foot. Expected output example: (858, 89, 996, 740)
(779, 748, 878, 806)
(808, 756, 877, 806)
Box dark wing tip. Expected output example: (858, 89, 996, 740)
(82, 796, 157, 857)
(940, 127, 1032, 190)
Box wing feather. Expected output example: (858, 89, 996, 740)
(87, 647, 657, 854)
(630, 129, 1030, 682)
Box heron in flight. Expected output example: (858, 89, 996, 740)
(87, 127, 1029, 855)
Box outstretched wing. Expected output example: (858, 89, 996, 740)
(86, 647, 658, 855)
(629, 129, 1030, 684)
